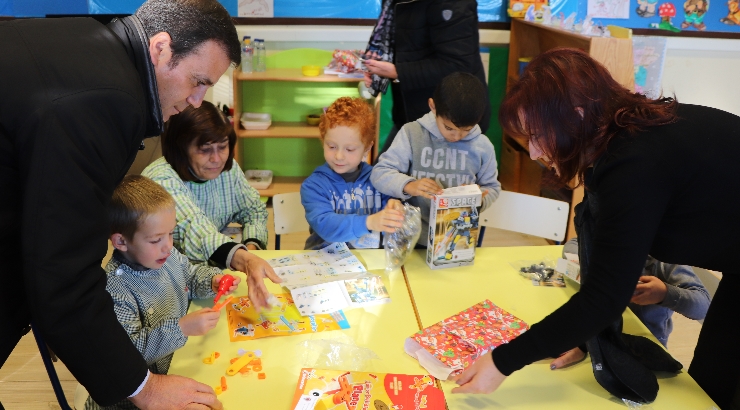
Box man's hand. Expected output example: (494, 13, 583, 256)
(549, 347, 587, 370)
(230, 249, 281, 311)
(366, 199, 405, 232)
(129, 373, 222, 410)
(363, 59, 398, 80)
(403, 178, 444, 199)
(179, 308, 220, 337)
(211, 274, 241, 294)
(631, 275, 668, 305)
(450, 351, 507, 394)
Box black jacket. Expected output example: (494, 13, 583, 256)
(391, 0, 491, 132)
(0, 16, 163, 405)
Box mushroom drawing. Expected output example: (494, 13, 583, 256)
(657, 3, 682, 31)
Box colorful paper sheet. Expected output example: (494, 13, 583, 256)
(290, 368, 446, 410)
(225, 293, 349, 342)
(405, 300, 529, 380)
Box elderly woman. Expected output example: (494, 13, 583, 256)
(143, 101, 279, 309)
(452, 48, 740, 408)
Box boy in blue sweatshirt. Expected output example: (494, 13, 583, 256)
(301, 97, 405, 250)
(371, 72, 501, 246)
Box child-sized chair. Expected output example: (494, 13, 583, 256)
(31, 322, 74, 410)
(272, 192, 310, 250)
(476, 190, 569, 246)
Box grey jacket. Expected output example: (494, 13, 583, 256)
(371, 111, 501, 245)
(564, 238, 710, 346)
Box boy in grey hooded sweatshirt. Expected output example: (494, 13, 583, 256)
(371, 72, 501, 246)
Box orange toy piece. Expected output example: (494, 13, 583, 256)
(258, 373, 266, 379)
(226, 351, 256, 376)
(213, 295, 234, 311)
(202, 351, 220, 364)
(253, 365, 262, 372)
(221, 376, 228, 392)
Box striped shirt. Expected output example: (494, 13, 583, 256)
(143, 157, 268, 265)
(85, 249, 219, 410)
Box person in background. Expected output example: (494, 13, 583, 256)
(301, 97, 405, 250)
(142, 101, 280, 312)
(451, 47, 740, 410)
(85, 175, 239, 410)
(363, 0, 491, 158)
(371, 72, 501, 247)
(0, 0, 240, 407)
(549, 238, 710, 370)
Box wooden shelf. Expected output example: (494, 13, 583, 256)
(235, 68, 363, 82)
(237, 121, 320, 138)
(255, 176, 306, 197)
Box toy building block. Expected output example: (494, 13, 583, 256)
(214, 295, 234, 311)
(226, 351, 256, 376)
(202, 351, 220, 364)
(215, 386, 222, 395)
(221, 376, 228, 392)
(258, 373, 266, 379)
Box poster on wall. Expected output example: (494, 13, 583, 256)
(632, 36, 667, 99)
(238, 0, 274, 17)
(588, 0, 631, 18)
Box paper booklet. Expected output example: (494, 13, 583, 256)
(290, 368, 446, 410)
(404, 299, 529, 380)
(225, 293, 350, 341)
(267, 243, 391, 316)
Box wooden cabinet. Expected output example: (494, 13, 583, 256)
(501, 19, 634, 239)
(232, 64, 381, 197)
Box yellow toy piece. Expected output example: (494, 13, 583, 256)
(214, 386, 222, 395)
(226, 351, 256, 376)
(202, 351, 220, 364)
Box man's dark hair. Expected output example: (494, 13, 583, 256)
(433, 72, 487, 128)
(136, 0, 241, 67)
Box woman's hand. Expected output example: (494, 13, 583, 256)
(363, 59, 398, 80)
(549, 347, 587, 370)
(403, 178, 444, 199)
(366, 199, 405, 232)
(230, 249, 282, 311)
(450, 351, 507, 394)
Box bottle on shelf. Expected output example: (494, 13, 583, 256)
(241, 36, 253, 73)
(254, 39, 266, 72)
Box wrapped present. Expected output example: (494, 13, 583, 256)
(328, 49, 365, 74)
(404, 300, 528, 380)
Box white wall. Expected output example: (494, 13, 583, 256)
(212, 26, 740, 117)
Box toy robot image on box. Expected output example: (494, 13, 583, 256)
(433, 207, 479, 264)
(426, 185, 482, 269)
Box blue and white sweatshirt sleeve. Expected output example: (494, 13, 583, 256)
(301, 171, 372, 243)
(475, 136, 501, 212)
(370, 125, 416, 200)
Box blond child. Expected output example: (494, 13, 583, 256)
(85, 175, 239, 410)
(301, 97, 404, 250)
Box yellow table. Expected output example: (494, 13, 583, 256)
(403, 247, 717, 409)
(168, 249, 423, 409)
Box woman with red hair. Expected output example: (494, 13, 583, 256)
(452, 47, 740, 408)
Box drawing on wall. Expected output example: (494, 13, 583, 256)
(238, 0, 274, 17)
(632, 36, 668, 99)
(588, 0, 631, 18)
(682, 0, 709, 29)
(720, 0, 740, 24)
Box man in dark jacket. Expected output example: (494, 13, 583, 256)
(0, 0, 241, 408)
(364, 0, 491, 156)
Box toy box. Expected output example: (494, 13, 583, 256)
(426, 185, 482, 269)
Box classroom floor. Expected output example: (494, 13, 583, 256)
(0, 206, 704, 409)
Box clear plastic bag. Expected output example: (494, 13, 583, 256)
(384, 204, 422, 271)
(327, 49, 365, 73)
(297, 336, 379, 371)
(510, 258, 557, 281)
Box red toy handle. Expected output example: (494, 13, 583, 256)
(214, 274, 236, 303)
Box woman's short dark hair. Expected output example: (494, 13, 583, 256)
(499, 47, 678, 187)
(161, 101, 237, 182)
(433, 72, 487, 128)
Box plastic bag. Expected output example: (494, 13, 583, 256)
(384, 203, 422, 271)
(510, 258, 557, 281)
(328, 49, 365, 73)
(297, 335, 379, 371)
